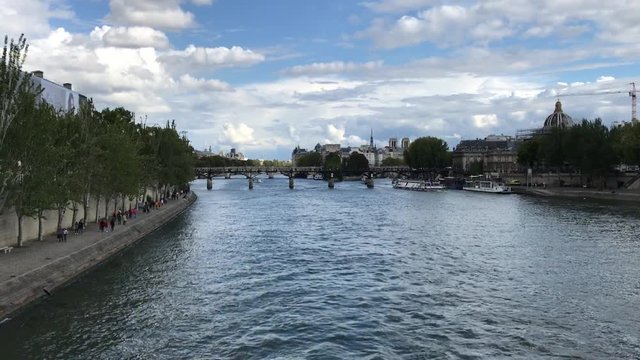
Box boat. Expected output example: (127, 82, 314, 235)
(392, 179, 445, 191)
(313, 173, 323, 180)
(462, 176, 511, 194)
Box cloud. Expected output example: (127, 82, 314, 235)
(472, 114, 499, 128)
(326, 124, 346, 143)
(355, 1, 640, 49)
(0, 0, 73, 39)
(178, 74, 232, 92)
(107, 0, 196, 30)
(362, 0, 436, 14)
(283, 61, 384, 76)
(161, 44, 265, 73)
(596, 76, 615, 83)
(91, 26, 170, 49)
(222, 123, 255, 145)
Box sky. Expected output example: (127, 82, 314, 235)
(2, 0, 639, 160)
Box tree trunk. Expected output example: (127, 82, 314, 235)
(95, 196, 100, 222)
(83, 193, 89, 223)
(104, 196, 110, 218)
(71, 201, 78, 226)
(121, 195, 125, 212)
(16, 214, 23, 247)
(57, 206, 65, 232)
(38, 210, 44, 241)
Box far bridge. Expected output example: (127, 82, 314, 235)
(195, 166, 416, 190)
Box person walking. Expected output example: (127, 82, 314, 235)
(110, 216, 116, 232)
(62, 228, 68, 242)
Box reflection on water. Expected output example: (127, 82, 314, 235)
(1, 178, 639, 358)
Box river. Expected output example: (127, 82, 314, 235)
(1, 178, 639, 358)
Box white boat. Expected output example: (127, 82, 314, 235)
(313, 173, 323, 180)
(393, 179, 445, 191)
(463, 177, 511, 194)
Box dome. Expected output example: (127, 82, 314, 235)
(543, 100, 574, 129)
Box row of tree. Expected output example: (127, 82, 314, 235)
(0, 35, 194, 246)
(517, 118, 640, 185)
(294, 136, 450, 171)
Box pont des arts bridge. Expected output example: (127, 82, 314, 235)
(195, 166, 413, 189)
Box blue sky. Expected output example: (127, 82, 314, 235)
(2, 0, 640, 160)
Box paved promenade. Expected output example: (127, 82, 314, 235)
(0, 194, 196, 319)
(513, 186, 640, 202)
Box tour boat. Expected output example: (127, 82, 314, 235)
(392, 179, 445, 191)
(462, 178, 511, 194)
(313, 173, 324, 180)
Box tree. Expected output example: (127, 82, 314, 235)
(0, 34, 39, 209)
(517, 138, 540, 167)
(403, 136, 449, 170)
(343, 152, 369, 173)
(381, 157, 405, 166)
(296, 152, 322, 167)
(564, 118, 617, 187)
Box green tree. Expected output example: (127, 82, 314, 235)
(564, 118, 617, 187)
(343, 152, 369, 173)
(403, 136, 449, 170)
(296, 152, 322, 166)
(2, 95, 57, 246)
(381, 157, 405, 166)
(0, 34, 39, 209)
(517, 138, 540, 167)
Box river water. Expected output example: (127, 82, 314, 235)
(1, 178, 639, 358)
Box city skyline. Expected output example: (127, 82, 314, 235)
(3, 0, 640, 159)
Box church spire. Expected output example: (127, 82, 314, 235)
(370, 128, 374, 148)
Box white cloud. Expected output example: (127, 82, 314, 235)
(191, 0, 212, 5)
(326, 124, 346, 143)
(362, 0, 436, 13)
(107, 0, 196, 30)
(284, 61, 384, 76)
(597, 76, 615, 83)
(222, 123, 255, 145)
(161, 45, 265, 72)
(473, 114, 499, 128)
(91, 26, 170, 49)
(0, 0, 73, 38)
(178, 74, 232, 92)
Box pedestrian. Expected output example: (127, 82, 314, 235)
(110, 216, 116, 232)
(123, 213, 127, 225)
(74, 221, 79, 234)
(79, 218, 85, 234)
(57, 228, 63, 242)
(62, 228, 68, 242)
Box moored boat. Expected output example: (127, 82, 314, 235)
(392, 179, 445, 191)
(462, 176, 511, 194)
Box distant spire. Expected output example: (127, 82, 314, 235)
(370, 128, 374, 148)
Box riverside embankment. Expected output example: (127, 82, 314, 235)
(513, 186, 640, 202)
(0, 193, 197, 321)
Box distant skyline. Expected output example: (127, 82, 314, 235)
(2, 0, 639, 159)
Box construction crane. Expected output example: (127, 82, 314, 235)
(557, 82, 638, 122)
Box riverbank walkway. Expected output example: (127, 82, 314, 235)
(513, 186, 640, 201)
(0, 195, 193, 286)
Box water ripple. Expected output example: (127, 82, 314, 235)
(1, 179, 640, 359)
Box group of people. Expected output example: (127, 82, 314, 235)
(56, 187, 191, 240)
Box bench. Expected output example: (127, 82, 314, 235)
(1, 246, 13, 254)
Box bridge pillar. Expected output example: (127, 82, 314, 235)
(268, 173, 274, 179)
(206, 178, 213, 190)
(289, 177, 294, 189)
(366, 177, 374, 189)
(225, 173, 231, 179)
(328, 173, 334, 189)
(248, 177, 254, 190)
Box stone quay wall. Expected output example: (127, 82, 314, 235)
(0, 193, 196, 320)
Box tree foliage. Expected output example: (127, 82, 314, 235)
(296, 152, 323, 167)
(403, 136, 449, 170)
(343, 152, 369, 173)
(381, 157, 405, 166)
